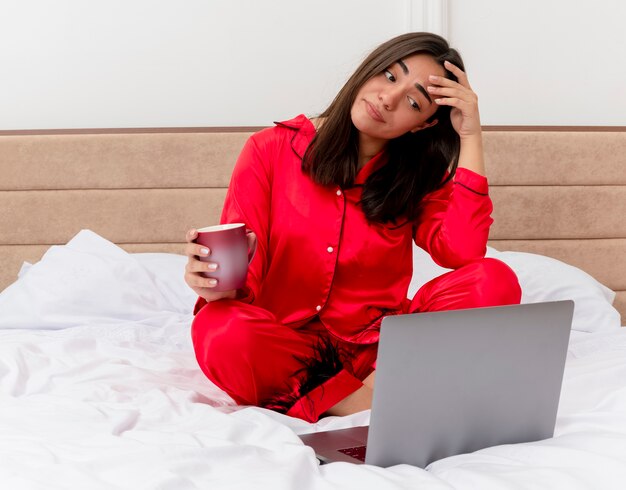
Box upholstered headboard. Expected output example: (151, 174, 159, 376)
(1, 127, 624, 322)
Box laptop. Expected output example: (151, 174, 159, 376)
(299, 300, 574, 468)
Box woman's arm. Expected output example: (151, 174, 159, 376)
(428, 60, 486, 176)
(414, 61, 492, 268)
(413, 170, 493, 269)
(457, 133, 485, 177)
(192, 132, 273, 314)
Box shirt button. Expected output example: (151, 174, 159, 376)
(336, 189, 342, 196)
(316, 305, 322, 312)
(327, 246, 334, 253)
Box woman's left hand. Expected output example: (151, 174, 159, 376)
(427, 60, 481, 140)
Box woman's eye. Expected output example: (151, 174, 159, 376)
(408, 97, 421, 111)
(384, 70, 396, 82)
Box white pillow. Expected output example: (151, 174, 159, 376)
(0, 230, 194, 330)
(130, 252, 197, 311)
(409, 245, 621, 333)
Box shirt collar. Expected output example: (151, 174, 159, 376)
(274, 114, 316, 160)
(274, 114, 388, 185)
(354, 149, 387, 185)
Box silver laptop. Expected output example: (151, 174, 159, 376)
(299, 300, 574, 468)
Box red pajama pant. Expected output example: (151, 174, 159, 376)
(191, 257, 521, 422)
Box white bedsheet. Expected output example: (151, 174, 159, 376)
(1, 231, 625, 489)
(2, 321, 626, 489)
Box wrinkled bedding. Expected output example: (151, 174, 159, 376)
(1, 230, 624, 489)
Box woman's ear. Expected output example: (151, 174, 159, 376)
(410, 118, 438, 133)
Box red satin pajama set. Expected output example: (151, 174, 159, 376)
(191, 115, 522, 422)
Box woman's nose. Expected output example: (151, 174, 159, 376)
(379, 86, 401, 110)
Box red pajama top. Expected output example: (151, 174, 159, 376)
(193, 114, 493, 344)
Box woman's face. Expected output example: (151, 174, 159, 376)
(351, 53, 445, 142)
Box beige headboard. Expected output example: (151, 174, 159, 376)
(1, 126, 625, 323)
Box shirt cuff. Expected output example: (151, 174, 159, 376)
(453, 167, 489, 195)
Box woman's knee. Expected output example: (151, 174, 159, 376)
(191, 302, 262, 379)
(471, 257, 522, 306)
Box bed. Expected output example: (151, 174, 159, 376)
(0, 125, 625, 488)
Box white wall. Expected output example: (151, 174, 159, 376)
(0, 0, 410, 129)
(0, 0, 624, 129)
(448, 0, 626, 126)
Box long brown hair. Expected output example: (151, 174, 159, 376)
(302, 32, 465, 225)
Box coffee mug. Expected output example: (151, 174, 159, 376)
(193, 223, 256, 292)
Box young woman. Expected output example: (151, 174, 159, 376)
(184, 32, 521, 422)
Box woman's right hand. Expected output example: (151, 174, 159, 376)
(184, 229, 237, 302)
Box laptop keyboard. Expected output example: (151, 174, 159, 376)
(338, 445, 367, 462)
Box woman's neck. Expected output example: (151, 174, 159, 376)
(312, 116, 387, 169)
(357, 132, 387, 169)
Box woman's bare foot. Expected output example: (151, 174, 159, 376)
(323, 371, 376, 416)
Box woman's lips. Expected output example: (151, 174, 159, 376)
(365, 100, 385, 123)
